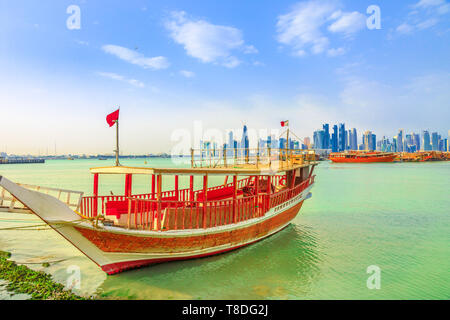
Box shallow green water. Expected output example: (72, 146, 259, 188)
(1, 159, 449, 299)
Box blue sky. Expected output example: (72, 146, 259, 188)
(0, 0, 449, 154)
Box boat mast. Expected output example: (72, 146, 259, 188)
(286, 124, 289, 164)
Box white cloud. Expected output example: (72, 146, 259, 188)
(396, 0, 449, 35)
(327, 47, 346, 56)
(96, 72, 145, 88)
(328, 11, 366, 35)
(276, 0, 365, 57)
(102, 45, 170, 70)
(180, 70, 195, 78)
(396, 23, 414, 34)
(243, 45, 259, 54)
(75, 40, 89, 46)
(416, 18, 439, 29)
(165, 11, 256, 68)
(413, 0, 446, 9)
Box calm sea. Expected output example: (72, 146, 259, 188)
(0, 159, 449, 300)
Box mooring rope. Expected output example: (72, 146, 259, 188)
(0, 218, 88, 231)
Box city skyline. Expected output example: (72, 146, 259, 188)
(1, 123, 449, 156)
(1, 0, 449, 155)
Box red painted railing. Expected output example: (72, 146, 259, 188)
(79, 175, 314, 231)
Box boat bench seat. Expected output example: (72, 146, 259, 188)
(196, 186, 243, 202)
(105, 196, 182, 219)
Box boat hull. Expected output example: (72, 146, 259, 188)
(75, 200, 305, 274)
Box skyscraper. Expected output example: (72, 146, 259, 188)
(338, 123, 346, 152)
(322, 124, 330, 150)
(313, 130, 325, 149)
(412, 133, 420, 151)
(304, 137, 311, 149)
(350, 128, 358, 150)
(331, 125, 338, 152)
(397, 129, 404, 152)
(363, 131, 376, 151)
(241, 125, 249, 161)
(431, 132, 439, 151)
(448, 130, 450, 152)
(422, 131, 431, 151)
(228, 131, 234, 149)
(348, 130, 352, 150)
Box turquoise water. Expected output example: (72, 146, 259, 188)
(1, 159, 449, 299)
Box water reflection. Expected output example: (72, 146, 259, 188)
(98, 223, 322, 300)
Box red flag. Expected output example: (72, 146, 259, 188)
(281, 120, 289, 127)
(106, 109, 119, 127)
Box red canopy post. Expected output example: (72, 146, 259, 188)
(93, 173, 99, 216)
(233, 175, 237, 223)
(175, 175, 179, 200)
(189, 176, 194, 202)
(157, 174, 162, 231)
(151, 174, 155, 199)
(202, 175, 208, 228)
(125, 174, 132, 197)
(266, 175, 272, 211)
(254, 176, 259, 217)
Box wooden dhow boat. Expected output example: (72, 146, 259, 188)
(0, 148, 317, 274)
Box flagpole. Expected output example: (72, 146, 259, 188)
(115, 119, 120, 166)
(286, 125, 289, 164)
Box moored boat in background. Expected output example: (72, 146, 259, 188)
(329, 151, 396, 163)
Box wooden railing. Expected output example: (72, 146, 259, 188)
(190, 147, 317, 168)
(80, 175, 315, 231)
(80, 177, 256, 218)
